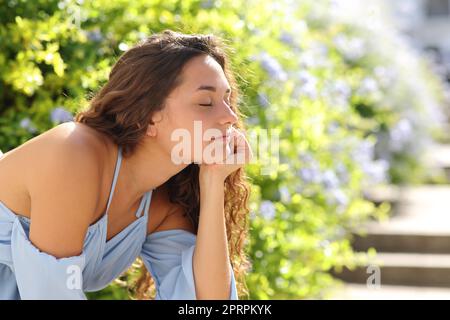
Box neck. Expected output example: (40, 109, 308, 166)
(118, 139, 189, 206)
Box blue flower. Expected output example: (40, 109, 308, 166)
(257, 92, 270, 108)
(352, 140, 375, 163)
(298, 152, 323, 184)
(279, 31, 295, 46)
(246, 116, 260, 126)
(333, 35, 366, 62)
(50, 107, 73, 124)
(321, 79, 351, 111)
(293, 71, 317, 99)
(326, 189, 349, 209)
(362, 159, 389, 185)
(200, 0, 216, 9)
(298, 167, 322, 184)
(357, 77, 379, 96)
(327, 121, 340, 134)
(86, 29, 103, 42)
(260, 200, 276, 221)
(19, 117, 37, 133)
(322, 170, 340, 189)
(335, 162, 350, 184)
(259, 52, 288, 82)
(389, 118, 413, 152)
(332, 80, 351, 106)
(279, 186, 291, 203)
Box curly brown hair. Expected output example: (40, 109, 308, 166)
(74, 29, 252, 299)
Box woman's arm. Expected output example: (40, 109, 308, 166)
(193, 174, 232, 299)
(28, 141, 100, 258)
(12, 138, 100, 299)
(194, 127, 253, 299)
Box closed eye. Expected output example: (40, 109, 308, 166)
(199, 98, 231, 107)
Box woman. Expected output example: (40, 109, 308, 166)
(0, 29, 253, 300)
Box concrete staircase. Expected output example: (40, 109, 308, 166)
(331, 143, 450, 299)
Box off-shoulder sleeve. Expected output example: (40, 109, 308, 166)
(140, 229, 238, 300)
(10, 219, 87, 300)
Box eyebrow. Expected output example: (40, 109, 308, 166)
(196, 85, 231, 94)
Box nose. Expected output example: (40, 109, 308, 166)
(218, 102, 238, 127)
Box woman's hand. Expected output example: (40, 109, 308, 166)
(199, 126, 253, 184)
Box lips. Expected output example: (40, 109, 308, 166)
(211, 135, 228, 141)
(210, 128, 233, 141)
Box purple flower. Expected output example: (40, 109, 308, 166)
(279, 186, 291, 203)
(298, 167, 322, 184)
(327, 121, 340, 134)
(294, 71, 317, 99)
(357, 77, 379, 96)
(257, 92, 270, 108)
(259, 52, 288, 82)
(333, 80, 351, 105)
(50, 107, 73, 124)
(260, 200, 276, 220)
(320, 79, 351, 111)
(362, 159, 389, 185)
(299, 151, 315, 164)
(279, 31, 295, 46)
(352, 140, 375, 163)
(246, 116, 260, 126)
(389, 118, 413, 152)
(19, 117, 37, 133)
(326, 189, 349, 208)
(298, 152, 323, 184)
(322, 170, 340, 189)
(335, 162, 350, 184)
(333, 35, 366, 62)
(86, 29, 103, 42)
(200, 0, 216, 9)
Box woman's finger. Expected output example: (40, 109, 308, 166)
(226, 128, 253, 166)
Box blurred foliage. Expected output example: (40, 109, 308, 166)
(0, 0, 448, 299)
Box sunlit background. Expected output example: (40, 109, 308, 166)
(1, 0, 449, 299)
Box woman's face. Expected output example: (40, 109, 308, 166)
(151, 54, 239, 165)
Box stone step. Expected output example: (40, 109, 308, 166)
(352, 231, 450, 254)
(339, 184, 450, 293)
(361, 185, 450, 234)
(330, 283, 450, 299)
(333, 253, 450, 287)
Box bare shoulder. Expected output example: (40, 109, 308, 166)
(148, 184, 197, 236)
(0, 122, 105, 179)
(25, 122, 104, 193)
(25, 122, 106, 258)
(0, 122, 106, 217)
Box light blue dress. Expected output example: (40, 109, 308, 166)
(0, 146, 238, 300)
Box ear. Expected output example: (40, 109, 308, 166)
(146, 122, 157, 137)
(146, 110, 164, 137)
